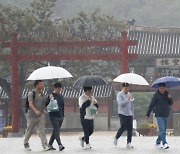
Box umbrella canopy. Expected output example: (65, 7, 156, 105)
(113, 73, 149, 86)
(73, 75, 107, 87)
(151, 76, 180, 88)
(27, 66, 73, 80)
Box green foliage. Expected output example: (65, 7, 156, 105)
(0, 0, 58, 82)
(0, 0, 129, 91)
(137, 120, 149, 129)
(112, 91, 154, 121)
(132, 92, 154, 119)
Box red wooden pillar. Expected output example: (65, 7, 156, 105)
(10, 32, 19, 133)
(1, 30, 138, 132)
(120, 31, 129, 73)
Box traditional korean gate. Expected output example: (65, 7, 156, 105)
(1, 31, 138, 132)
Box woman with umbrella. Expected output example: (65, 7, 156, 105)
(79, 87, 99, 149)
(74, 75, 107, 149)
(146, 82, 173, 149)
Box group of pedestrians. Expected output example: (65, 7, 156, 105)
(24, 80, 65, 151)
(113, 82, 173, 150)
(23, 80, 173, 151)
(24, 80, 98, 151)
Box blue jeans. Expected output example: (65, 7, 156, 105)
(156, 117, 168, 145)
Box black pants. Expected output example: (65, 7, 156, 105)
(49, 117, 63, 146)
(81, 118, 94, 144)
(115, 114, 133, 143)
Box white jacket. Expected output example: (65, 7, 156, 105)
(79, 93, 98, 119)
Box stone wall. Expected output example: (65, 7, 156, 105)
(173, 113, 180, 136)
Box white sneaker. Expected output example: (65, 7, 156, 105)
(24, 146, 32, 151)
(155, 144, 163, 149)
(42, 145, 49, 151)
(79, 137, 84, 147)
(59, 145, 65, 151)
(86, 143, 92, 149)
(113, 137, 118, 146)
(163, 143, 169, 149)
(24, 143, 32, 151)
(126, 143, 133, 148)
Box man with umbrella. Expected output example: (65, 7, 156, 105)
(113, 82, 134, 148)
(46, 82, 65, 151)
(24, 80, 48, 151)
(146, 82, 173, 149)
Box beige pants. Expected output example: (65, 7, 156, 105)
(24, 114, 47, 146)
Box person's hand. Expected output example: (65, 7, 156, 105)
(93, 99, 98, 104)
(128, 94, 132, 100)
(50, 94, 54, 100)
(168, 94, 171, 99)
(87, 94, 92, 101)
(145, 116, 149, 119)
(35, 110, 41, 116)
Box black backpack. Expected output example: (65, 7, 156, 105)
(25, 91, 36, 113)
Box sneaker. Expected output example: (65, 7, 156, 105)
(86, 143, 92, 149)
(163, 143, 169, 149)
(113, 137, 118, 146)
(24, 143, 31, 151)
(42, 145, 49, 151)
(79, 137, 85, 147)
(126, 143, 133, 148)
(59, 145, 65, 151)
(48, 144, 56, 151)
(155, 144, 163, 149)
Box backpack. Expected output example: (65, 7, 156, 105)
(25, 91, 36, 113)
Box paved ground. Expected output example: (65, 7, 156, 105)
(0, 131, 179, 154)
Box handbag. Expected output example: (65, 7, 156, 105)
(47, 98, 59, 112)
(85, 104, 98, 118)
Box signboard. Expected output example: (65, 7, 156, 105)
(156, 58, 180, 67)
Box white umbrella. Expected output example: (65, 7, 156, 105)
(113, 73, 149, 86)
(27, 66, 73, 80)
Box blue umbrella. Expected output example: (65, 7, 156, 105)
(151, 76, 180, 88)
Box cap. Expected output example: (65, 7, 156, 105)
(122, 82, 130, 87)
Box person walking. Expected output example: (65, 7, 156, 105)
(46, 82, 65, 151)
(79, 87, 98, 149)
(24, 80, 48, 151)
(146, 82, 173, 149)
(113, 82, 134, 148)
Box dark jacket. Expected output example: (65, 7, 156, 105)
(46, 93, 64, 119)
(146, 90, 173, 117)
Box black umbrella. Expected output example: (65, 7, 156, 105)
(73, 75, 108, 87)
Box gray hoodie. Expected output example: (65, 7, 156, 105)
(117, 90, 134, 116)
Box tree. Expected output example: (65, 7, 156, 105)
(0, 0, 130, 127)
(0, 0, 58, 127)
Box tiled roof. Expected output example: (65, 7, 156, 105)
(0, 88, 8, 99)
(128, 27, 180, 57)
(0, 85, 113, 100)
